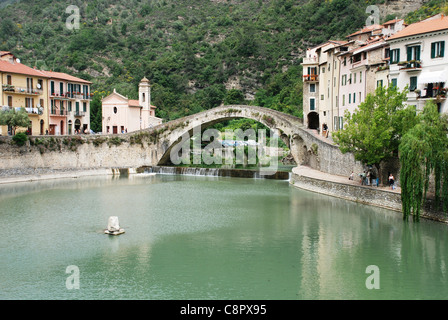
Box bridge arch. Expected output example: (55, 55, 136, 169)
(142, 105, 303, 166)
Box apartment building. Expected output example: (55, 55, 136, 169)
(387, 14, 448, 113)
(42, 71, 92, 135)
(0, 51, 49, 135)
(302, 19, 406, 137)
(0, 51, 92, 136)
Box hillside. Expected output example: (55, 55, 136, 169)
(0, 0, 435, 131)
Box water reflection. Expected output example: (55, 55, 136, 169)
(0, 174, 448, 299)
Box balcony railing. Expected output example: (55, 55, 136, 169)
(302, 57, 318, 64)
(50, 109, 68, 116)
(50, 92, 92, 100)
(399, 60, 422, 71)
(73, 110, 85, 117)
(2, 85, 43, 95)
(303, 74, 319, 82)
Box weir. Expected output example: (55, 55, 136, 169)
(141, 166, 291, 180)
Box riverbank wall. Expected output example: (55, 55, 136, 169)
(290, 166, 448, 224)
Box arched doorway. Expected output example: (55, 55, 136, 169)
(68, 120, 72, 135)
(307, 112, 319, 130)
(40, 120, 44, 135)
(75, 119, 81, 133)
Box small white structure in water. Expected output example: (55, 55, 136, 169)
(104, 216, 125, 235)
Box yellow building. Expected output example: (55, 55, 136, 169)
(0, 51, 49, 135)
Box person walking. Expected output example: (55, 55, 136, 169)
(388, 173, 395, 190)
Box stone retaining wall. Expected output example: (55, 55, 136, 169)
(290, 170, 448, 224)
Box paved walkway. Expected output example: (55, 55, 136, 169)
(292, 165, 401, 194)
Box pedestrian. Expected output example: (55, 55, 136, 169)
(349, 171, 354, 181)
(366, 171, 371, 186)
(388, 173, 395, 190)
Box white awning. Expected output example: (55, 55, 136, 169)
(417, 71, 447, 85)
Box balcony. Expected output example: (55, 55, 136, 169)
(73, 110, 85, 117)
(50, 108, 68, 116)
(302, 57, 318, 64)
(50, 92, 92, 100)
(399, 60, 422, 71)
(303, 74, 319, 82)
(2, 85, 43, 95)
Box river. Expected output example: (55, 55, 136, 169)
(0, 173, 447, 299)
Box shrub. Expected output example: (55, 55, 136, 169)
(12, 132, 28, 146)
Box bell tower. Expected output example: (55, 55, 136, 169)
(139, 77, 151, 111)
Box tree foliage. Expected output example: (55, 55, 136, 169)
(333, 86, 415, 183)
(0, 107, 31, 134)
(399, 102, 448, 221)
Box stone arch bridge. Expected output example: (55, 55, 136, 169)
(0, 105, 361, 177)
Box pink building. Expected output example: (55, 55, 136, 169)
(42, 71, 92, 135)
(102, 77, 162, 134)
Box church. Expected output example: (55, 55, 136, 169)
(101, 77, 162, 134)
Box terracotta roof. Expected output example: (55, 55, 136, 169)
(388, 15, 448, 40)
(347, 24, 383, 38)
(0, 60, 48, 77)
(383, 19, 403, 26)
(0, 51, 12, 56)
(128, 99, 140, 107)
(41, 70, 92, 84)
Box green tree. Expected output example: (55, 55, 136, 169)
(224, 89, 245, 105)
(399, 101, 448, 221)
(333, 86, 416, 185)
(0, 107, 31, 135)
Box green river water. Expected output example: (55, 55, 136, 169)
(0, 173, 447, 300)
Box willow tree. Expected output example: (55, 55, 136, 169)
(399, 101, 448, 221)
(333, 85, 416, 185)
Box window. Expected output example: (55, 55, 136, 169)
(407, 45, 421, 61)
(60, 82, 64, 95)
(7, 75, 12, 85)
(83, 102, 87, 112)
(359, 92, 361, 102)
(390, 49, 400, 64)
(342, 95, 345, 106)
(391, 78, 398, 88)
(342, 75, 347, 86)
(339, 116, 344, 130)
(353, 73, 357, 84)
(385, 48, 390, 59)
(349, 93, 351, 104)
(113, 106, 118, 114)
(310, 98, 315, 111)
(431, 41, 445, 58)
(410, 76, 418, 91)
(334, 116, 338, 131)
(377, 80, 383, 88)
(68, 101, 72, 112)
(310, 83, 316, 93)
(7, 96, 12, 107)
(360, 71, 362, 83)
(353, 92, 356, 104)
(322, 67, 325, 73)
(334, 77, 336, 87)
(50, 81, 55, 95)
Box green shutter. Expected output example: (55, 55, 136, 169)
(410, 77, 417, 91)
(431, 42, 436, 59)
(407, 47, 412, 61)
(441, 41, 445, 58)
(416, 46, 421, 61)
